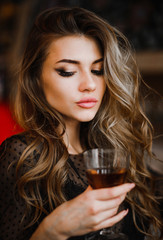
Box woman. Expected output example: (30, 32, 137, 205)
(0, 7, 162, 240)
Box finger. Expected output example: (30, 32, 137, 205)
(96, 193, 126, 212)
(95, 209, 129, 230)
(92, 183, 135, 200)
(89, 193, 126, 215)
(85, 185, 93, 192)
(91, 207, 119, 225)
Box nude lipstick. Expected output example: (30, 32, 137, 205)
(76, 98, 97, 108)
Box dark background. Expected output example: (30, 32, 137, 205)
(0, 0, 162, 163)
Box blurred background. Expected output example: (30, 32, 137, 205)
(0, 0, 162, 164)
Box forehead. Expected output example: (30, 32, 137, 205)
(46, 35, 102, 60)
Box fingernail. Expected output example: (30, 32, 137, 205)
(127, 183, 135, 190)
(123, 209, 129, 216)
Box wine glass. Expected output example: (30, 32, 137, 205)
(83, 148, 130, 240)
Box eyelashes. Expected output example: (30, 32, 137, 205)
(91, 69, 104, 76)
(56, 69, 75, 77)
(55, 69, 104, 77)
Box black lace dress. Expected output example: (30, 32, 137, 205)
(0, 133, 146, 240)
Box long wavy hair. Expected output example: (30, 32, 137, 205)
(14, 7, 162, 238)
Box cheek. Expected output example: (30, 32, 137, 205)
(46, 88, 62, 103)
(46, 84, 72, 110)
(43, 82, 58, 105)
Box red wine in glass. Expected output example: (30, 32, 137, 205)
(86, 167, 127, 189)
(83, 148, 130, 240)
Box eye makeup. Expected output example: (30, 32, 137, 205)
(55, 67, 104, 77)
(55, 68, 76, 77)
(91, 69, 103, 76)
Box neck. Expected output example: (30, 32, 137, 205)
(62, 120, 83, 155)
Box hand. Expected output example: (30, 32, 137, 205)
(31, 183, 135, 240)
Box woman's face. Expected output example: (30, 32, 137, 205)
(42, 35, 106, 125)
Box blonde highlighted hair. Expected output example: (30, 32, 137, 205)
(14, 7, 162, 238)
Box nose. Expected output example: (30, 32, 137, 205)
(78, 71, 96, 92)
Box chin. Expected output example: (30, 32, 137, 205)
(77, 114, 96, 123)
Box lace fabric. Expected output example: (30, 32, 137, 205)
(0, 134, 37, 239)
(0, 133, 145, 240)
(68, 153, 88, 188)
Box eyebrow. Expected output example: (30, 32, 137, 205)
(56, 58, 103, 64)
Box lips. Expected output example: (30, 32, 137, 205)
(76, 98, 98, 108)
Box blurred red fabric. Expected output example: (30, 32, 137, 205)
(0, 102, 23, 144)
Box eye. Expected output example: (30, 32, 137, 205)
(56, 69, 76, 77)
(91, 69, 104, 76)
